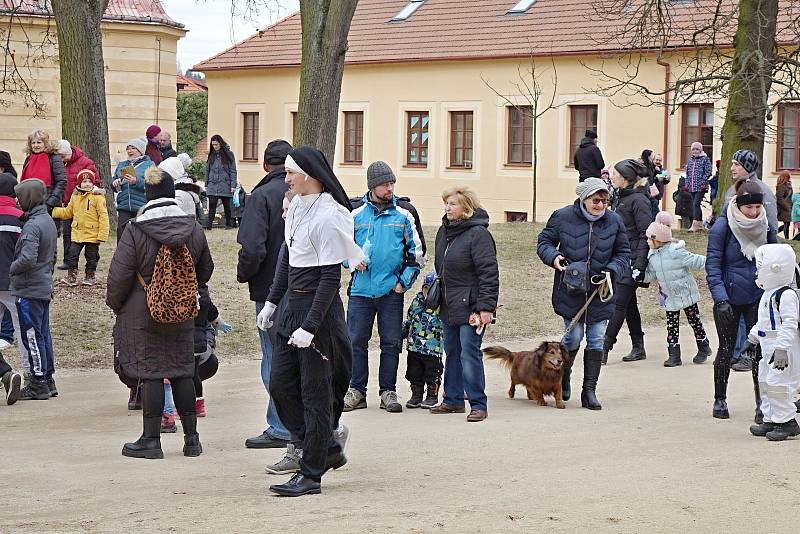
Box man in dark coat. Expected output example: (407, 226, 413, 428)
(573, 130, 605, 182)
(158, 132, 178, 160)
(236, 139, 294, 450)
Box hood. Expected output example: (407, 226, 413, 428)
(648, 240, 685, 258)
(67, 145, 85, 164)
(132, 199, 198, 248)
(579, 137, 595, 148)
(442, 208, 490, 237)
(176, 181, 203, 195)
(755, 244, 797, 290)
(14, 178, 47, 211)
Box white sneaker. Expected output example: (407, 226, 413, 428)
(343, 388, 366, 412)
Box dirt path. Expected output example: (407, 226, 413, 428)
(2, 336, 800, 532)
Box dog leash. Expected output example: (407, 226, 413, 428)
(560, 273, 614, 343)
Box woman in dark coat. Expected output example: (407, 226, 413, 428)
(204, 134, 237, 230)
(775, 170, 793, 239)
(604, 159, 653, 364)
(674, 175, 694, 229)
(706, 178, 776, 420)
(538, 178, 630, 410)
(430, 187, 499, 422)
(106, 167, 214, 460)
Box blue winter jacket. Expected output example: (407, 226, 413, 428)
(643, 240, 705, 312)
(705, 213, 777, 306)
(349, 194, 426, 298)
(537, 200, 630, 323)
(684, 153, 712, 192)
(113, 156, 154, 212)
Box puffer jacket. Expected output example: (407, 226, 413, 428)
(52, 186, 109, 243)
(614, 185, 652, 287)
(402, 291, 443, 358)
(792, 192, 800, 223)
(643, 240, 705, 312)
(537, 200, 630, 323)
(113, 156, 154, 213)
(10, 204, 57, 300)
(63, 145, 99, 204)
(722, 174, 778, 232)
(434, 209, 499, 326)
(205, 149, 237, 198)
(684, 153, 712, 192)
(573, 137, 605, 182)
(0, 195, 22, 291)
(776, 182, 793, 223)
(106, 199, 214, 380)
(349, 194, 425, 298)
(706, 212, 777, 306)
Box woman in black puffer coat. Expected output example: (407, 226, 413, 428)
(537, 178, 630, 410)
(431, 187, 499, 423)
(604, 159, 653, 364)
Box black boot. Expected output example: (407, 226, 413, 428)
(713, 365, 730, 419)
(122, 416, 163, 459)
(181, 414, 202, 456)
(693, 338, 712, 364)
(766, 419, 800, 441)
(664, 345, 682, 367)
(421, 383, 438, 409)
(580, 350, 603, 410)
(622, 335, 647, 362)
(562, 349, 578, 401)
(406, 384, 424, 409)
(19, 375, 50, 401)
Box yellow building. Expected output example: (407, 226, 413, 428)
(0, 0, 185, 170)
(195, 0, 798, 226)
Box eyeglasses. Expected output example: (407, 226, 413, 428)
(589, 197, 609, 205)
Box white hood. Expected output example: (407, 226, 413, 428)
(755, 244, 798, 290)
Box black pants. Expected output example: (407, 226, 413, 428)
(691, 190, 704, 222)
(270, 292, 352, 482)
(117, 209, 136, 242)
(713, 301, 758, 399)
(0, 351, 11, 377)
(207, 196, 232, 228)
(405, 351, 443, 389)
(604, 282, 644, 348)
(61, 219, 72, 260)
(779, 223, 791, 239)
(193, 354, 219, 398)
(65, 242, 99, 271)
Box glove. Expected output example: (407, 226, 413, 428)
(632, 269, 645, 283)
(740, 340, 758, 360)
(714, 301, 735, 325)
(211, 316, 233, 334)
(45, 196, 60, 209)
(288, 328, 314, 348)
(769, 349, 789, 370)
(256, 302, 277, 331)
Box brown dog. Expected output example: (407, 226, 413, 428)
(483, 342, 568, 409)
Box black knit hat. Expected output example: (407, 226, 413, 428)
(144, 167, 175, 201)
(614, 158, 649, 182)
(732, 149, 759, 174)
(585, 130, 598, 139)
(264, 139, 293, 166)
(0, 172, 17, 197)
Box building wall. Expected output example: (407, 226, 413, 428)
(204, 55, 785, 226)
(0, 15, 184, 175)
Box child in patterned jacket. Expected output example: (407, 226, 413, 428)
(403, 272, 443, 409)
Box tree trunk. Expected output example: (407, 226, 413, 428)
(715, 0, 778, 214)
(51, 0, 115, 227)
(296, 0, 358, 162)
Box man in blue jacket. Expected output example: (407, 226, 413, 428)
(343, 161, 425, 414)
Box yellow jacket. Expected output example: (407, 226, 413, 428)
(52, 187, 110, 243)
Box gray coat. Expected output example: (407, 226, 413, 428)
(10, 204, 57, 300)
(205, 152, 237, 198)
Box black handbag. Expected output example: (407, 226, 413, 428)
(424, 277, 441, 310)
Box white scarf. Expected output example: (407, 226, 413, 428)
(285, 192, 365, 270)
(726, 197, 769, 260)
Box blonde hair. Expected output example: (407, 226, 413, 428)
(442, 186, 482, 219)
(25, 129, 56, 155)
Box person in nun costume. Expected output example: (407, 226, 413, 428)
(257, 146, 365, 497)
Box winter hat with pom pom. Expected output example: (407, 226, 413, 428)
(144, 166, 175, 201)
(646, 211, 674, 243)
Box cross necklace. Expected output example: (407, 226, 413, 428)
(288, 194, 322, 247)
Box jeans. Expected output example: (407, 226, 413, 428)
(442, 323, 487, 411)
(732, 316, 747, 362)
(255, 301, 290, 441)
(562, 318, 608, 352)
(1, 308, 14, 343)
(348, 292, 404, 394)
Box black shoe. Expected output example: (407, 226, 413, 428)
(269, 473, 321, 497)
(183, 433, 203, 457)
(562, 350, 578, 401)
(406, 385, 424, 408)
(712, 399, 729, 419)
(766, 419, 800, 441)
(621, 336, 647, 362)
(56, 262, 69, 271)
(324, 450, 348, 473)
(245, 431, 290, 449)
(122, 436, 163, 459)
(749, 421, 777, 437)
(664, 345, 682, 367)
(19, 376, 50, 401)
(580, 350, 603, 410)
(1, 370, 22, 405)
(420, 384, 438, 409)
(693, 338, 712, 364)
(47, 377, 58, 397)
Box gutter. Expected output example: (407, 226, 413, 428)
(657, 57, 670, 211)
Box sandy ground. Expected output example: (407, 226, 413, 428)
(2, 332, 800, 533)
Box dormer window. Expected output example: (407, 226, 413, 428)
(507, 0, 536, 15)
(390, 0, 425, 22)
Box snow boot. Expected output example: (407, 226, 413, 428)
(406, 384, 424, 409)
(82, 270, 96, 286)
(621, 335, 647, 362)
(562, 349, 578, 401)
(65, 269, 79, 287)
(580, 350, 603, 410)
(664, 345, 682, 367)
(713, 366, 730, 419)
(181, 413, 202, 456)
(766, 419, 800, 441)
(420, 383, 438, 409)
(693, 338, 712, 364)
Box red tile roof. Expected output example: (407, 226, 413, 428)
(177, 74, 208, 92)
(1, 0, 183, 28)
(194, 0, 799, 72)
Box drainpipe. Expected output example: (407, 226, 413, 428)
(657, 57, 670, 210)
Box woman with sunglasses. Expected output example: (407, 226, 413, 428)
(538, 178, 630, 410)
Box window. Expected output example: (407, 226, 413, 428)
(406, 111, 429, 166)
(390, 0, 425, 22)
(242, 112, 259, 161)
(507, 0, 536, 14)
(291, 111, 297, 143)
(508, 106, 533, 165)
(569, 105, 598, 164)
(449, 111, 474, 168)
(778, 103, 800, 171)
(343, 111, 363, 164)
(681, 103, 714, 165)
(505, 211, 528, 222)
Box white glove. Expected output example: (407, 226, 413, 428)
(747, 333, 759, 344)
(257, 302, 277, 331)
(288, 328, 314, 348)
(770, 349, 790, 371)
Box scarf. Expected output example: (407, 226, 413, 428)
(726, 197, 768, 260)
(580, 201, 604, 222)
(21, 152, 52, 187)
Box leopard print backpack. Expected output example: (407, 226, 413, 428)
(136, 244, 199, 323)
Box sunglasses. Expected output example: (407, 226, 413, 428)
(589, 197, 609, 205)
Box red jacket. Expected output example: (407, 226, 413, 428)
(146, 140, 163, 165)
(64, 145, 99, 204)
